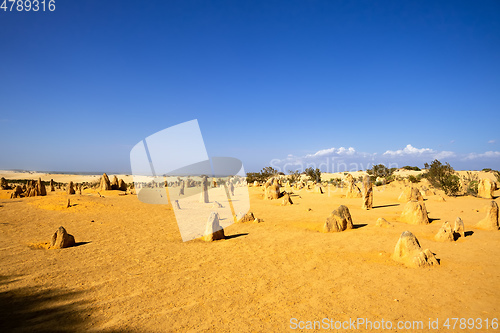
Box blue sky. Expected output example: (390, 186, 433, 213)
(0, 0, 499, 173)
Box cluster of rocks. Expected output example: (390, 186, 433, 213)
(434, 217, 465, 242)
(0, 177, 11, 190)
(235, 211, 262, 223)
(11, 178, 47, 198)
(99, 173, 127, 191)
(264, 178, 282, 200)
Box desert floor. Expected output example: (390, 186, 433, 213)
(0, 175, 499, 332)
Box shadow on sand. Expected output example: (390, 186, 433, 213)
(0, 275, 90, 332)
(226, 233, 249, 240)
(372, 204, 400, 209)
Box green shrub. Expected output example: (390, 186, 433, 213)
(461, 171, 479, 196)
(493, 170, 500, 183)
(246, 166, 280, 183)
(423, 160, 461, 196)
(403, 166, 421, 171)
(367, 164, 395, 182)
(408, 175, 418, 183)
(288, 170, 301, 183)
(330, 178, 342, 186)
(305, 167, 321, 183)
(482, 168, 492, 172)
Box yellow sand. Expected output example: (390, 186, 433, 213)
(0, 174, 499, 331)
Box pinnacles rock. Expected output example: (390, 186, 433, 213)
(100, 173, 111, 191)
(477, 178, 494, 199)
(211, 201, 223, 209)
(50, 226, 76, 249)
(236, 211, 255, 223)
(361, 175, 373, 210)
(203, 212, 225, 241)
(199, 175, 209, 203)
(173, 200, 181, 209)
(281, 192, 293, 206)
(118, 179, 127, 191)
(375, 217, 393, 228)
(36, 178, 47, 196)
(392, 231, 439, 268)
(344, 174, 362, 198)
(0, 177, 10, 190)
(264, 178, 281, 200)
(323, 205, 354, 232)
(398, 186, 423, 202)
(179, 180, 185, 195)
(400, 200, 429, 225)
(434, 221, 454, 242)
(453, 217, 465, 239)
(67, 181, 76, 195)
(50, 179, 55, 191)
(10, 185, 23, 198)
(476, 201, 499, 230)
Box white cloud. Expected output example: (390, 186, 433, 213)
(488, 140, 496, 144)
(434, 151, 456, 159)
(383, 144, 435, 156)
(270, 144, 499, 173)
(304, 147, 357, 158)
(464, 151, 500, 160)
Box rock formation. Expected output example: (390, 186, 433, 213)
(67, 181, 76, 195)
(434, 221, 454, 242)
(100, 173, 111, 191)
(199, 176, 209, 203)
(375, 217, 393, 228)
(111, 176, 119, 190)
(344, 174, 362, 198)
(281, 192, 293, 206)
(398, 186, 423, 202)
(179, 180, 185, 195)
(323, 205, 353, 232)
(453, 217, 465, 239)
(400, 200, 429, 225)
(236, 211, 255, 223)
(361, 175, 373, 210)
(264, 178, 281, 200)
(314, 184, 324, 194)
(211, 201, 223, 209)
(392, 231, 439, 268)
(476, 201, 499, 230)
(0, 177, 10, 190)
(477, 178, 494, 199)
(173, 200, 180, 209)
(118, 179, 127, 191)
(50, 226, 76, 249)
(10, 185, 23, 198)
(203, 212, 225, 241)
(50, 179, 55, 191)
(36, 178, 46, 196)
